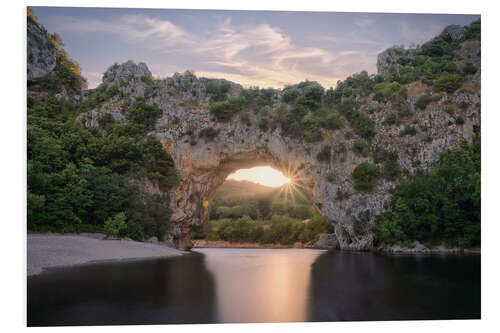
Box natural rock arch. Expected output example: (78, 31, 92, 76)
(79, 58, 479, 250)
(26, 14, 481, 251)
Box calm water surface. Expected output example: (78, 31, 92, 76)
(27, 248, 480, 326)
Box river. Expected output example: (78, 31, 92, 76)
(27, 248, 480, 326)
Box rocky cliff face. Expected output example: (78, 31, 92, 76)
(78, 45, 480, 250)
(27, 17, 56, 81)
(24, 8, 481, 252)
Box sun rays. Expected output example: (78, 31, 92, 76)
(224, 161, 314, 211)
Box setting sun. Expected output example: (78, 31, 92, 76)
(227, 166, 291, 187)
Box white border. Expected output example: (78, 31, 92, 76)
(2, 1, 499, 332)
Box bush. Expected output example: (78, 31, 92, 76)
(352, 140, 368, 155)
(104, 212, 127, 238)
(210, 97, 246, 122)
(316, 145, 331, 162)
(352, 162, 379, 191)
(227, 96, 247, 111)
(210, 102, 232, 121)
(351, 112, 375, 139)
(205, 81, 230, 102)
(383, 157, 401, 181)
(199, 127, 219, 141)
(324, 112, 344, 130)
(283, 88, 300, 103)
(383, 113, 399, 126)
(462, 62, 477, 75)
(127, 97, 163, 130)
(373, 82, 400, 102)
(435, 73, 463, 93)
(401, 125, 417, 136)
(415, 94, 435, 110)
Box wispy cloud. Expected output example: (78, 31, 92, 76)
(56, 14, 192, 48)
(56, 14, 379, 88)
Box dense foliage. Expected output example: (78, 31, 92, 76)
(204, 213, 332, 245)
(27, 88, 178, 240)
(374, 137, 480, 248)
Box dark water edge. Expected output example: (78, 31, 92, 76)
(28, 254, 218, 326)
(307, 251, 480, 322)
(27, 249, 480, 326)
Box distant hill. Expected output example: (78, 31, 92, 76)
(208, 179, 311, 221)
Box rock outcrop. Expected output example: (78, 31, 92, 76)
(442, 24, 466, 41)
(78, 54, 480, 251)
(27, 17, 56, 80)
(314, 233, 339, 250)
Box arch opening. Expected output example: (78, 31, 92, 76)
(189, 165, 333, 248)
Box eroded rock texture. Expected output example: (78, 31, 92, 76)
(78, 53, 480, 251)
(27, 17, 56, 80)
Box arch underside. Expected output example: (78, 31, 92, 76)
(162, 142, 374, 251)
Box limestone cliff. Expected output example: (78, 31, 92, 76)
(27, 16, 56, 80)
(80, 52, 479, 250)
(29, 19, 480, 251)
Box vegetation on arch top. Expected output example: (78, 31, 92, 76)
(71, 19, 479, 146)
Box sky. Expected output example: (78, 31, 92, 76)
(227, 166, 290, 187)
(32, 7, 479, 89)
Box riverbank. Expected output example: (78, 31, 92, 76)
(376, 240, 481, 255)
(192, 239, 315, 249)
(192, 238, 480, 254)
(27, 234, 187, 276)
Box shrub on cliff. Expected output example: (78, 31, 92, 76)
(352, 162, 379, 191)
(282, 88, 300, 103)
(415, 94, 438, 110)
(462, 62, 477, 75)
(205, 81, 230, 102)
(126, 97, 163, 130)
(210, 96, 246, 122)
(373, 81, 400, 102)
(324, 112, 344, 130)
(210, 102, 232, 121)
(352, 140, 368, 156)
(435, 73, 463, 93)
(199, 127, 219, 141)
(350, 112, 375, 139)
(316, 145, 331, 162)
(383, 113, 399, 126)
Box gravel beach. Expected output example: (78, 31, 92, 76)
(27, 234, 186, 276)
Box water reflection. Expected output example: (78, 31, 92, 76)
(27, 249, 480, 326)
(194, 248, 323, 323)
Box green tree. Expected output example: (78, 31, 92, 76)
(103, 212, 127, 238)
(352, 162, 379, 191)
